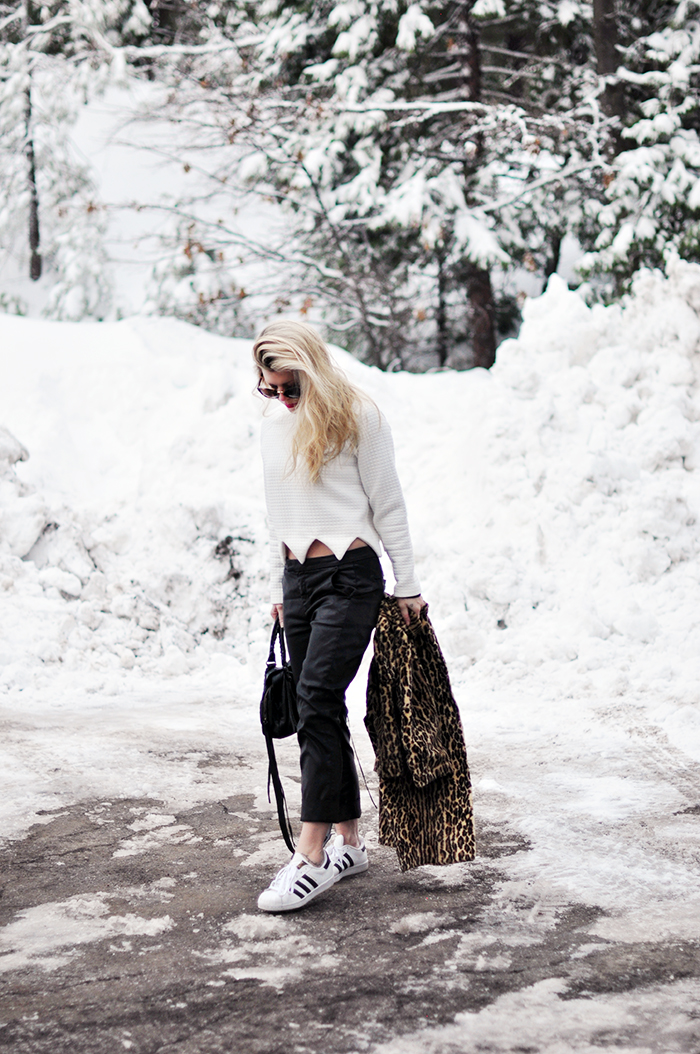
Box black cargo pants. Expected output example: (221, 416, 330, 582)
(282, 546, 385, 823)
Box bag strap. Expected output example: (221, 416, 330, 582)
(264, 616, 294, 853)
(350, 731, 377, 810)
(263, 728, 295, 854)
(268, 616, 288, 667)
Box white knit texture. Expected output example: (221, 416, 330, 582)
(261, 404, 421, 604)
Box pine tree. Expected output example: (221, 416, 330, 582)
(122, 0, 700, 363)
(146, 1, 516, 369)
(578, 0, 700, 297)
(0, 0, 152, 317)
(142, 0, 614, 366)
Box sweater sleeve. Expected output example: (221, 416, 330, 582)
(356, 407, 421, 597)
(267, 520, 285, 605)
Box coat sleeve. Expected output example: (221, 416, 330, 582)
(366, 598, 453, 788)
(268, 520, 284, 605)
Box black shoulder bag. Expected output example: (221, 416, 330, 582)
(259, 617, 299, 853)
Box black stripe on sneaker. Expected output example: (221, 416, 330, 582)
(295, 876, 318, 895)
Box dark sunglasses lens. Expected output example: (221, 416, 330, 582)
(258, 384, 301, 400)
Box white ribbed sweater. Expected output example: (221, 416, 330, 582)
(261, 403, 421, 604)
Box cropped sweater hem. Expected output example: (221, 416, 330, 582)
(261, 403, 421, 605)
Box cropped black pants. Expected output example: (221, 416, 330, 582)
(282, 546, 385, 824)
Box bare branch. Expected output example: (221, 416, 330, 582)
(118, 41, 242, 60)
(24, 13, 72, 37)
(481, 44, 569, 66)
(0, 4, 21, 32)
(482, 65, 547, 80)
(480, 158, 603, 215)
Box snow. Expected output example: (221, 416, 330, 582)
(2, 258, 700, 796)
(389, 912, 455, 934)
(328, 1, 365, 30)
(0, 892, 173, 974)
(556, 0, 580, 26)
(396, 5, 434, 52)
(371, 977, 700, 1054)
(2, 256, 700, 1041)
(471, 0, 506, 16)
(332, 14, 376, 63)
(202, 908, 338, 987)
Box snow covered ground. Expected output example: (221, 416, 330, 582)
(2, 259, 700, 1050)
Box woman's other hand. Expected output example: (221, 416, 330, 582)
(397, 595, 426, 626)
(271, 603, 284, 627)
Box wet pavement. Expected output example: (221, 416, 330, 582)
(2, 785, 699, 1053)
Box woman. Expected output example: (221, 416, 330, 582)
(253, 320, 426, 912)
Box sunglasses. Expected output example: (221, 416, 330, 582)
(257, 382, 301, 401)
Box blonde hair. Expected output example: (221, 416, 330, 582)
(253, 320, 371, 483)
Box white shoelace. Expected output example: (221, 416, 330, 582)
(269, 852, 325, 893)
(269, 856, 302, 894)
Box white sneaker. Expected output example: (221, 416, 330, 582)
(257, 851, 336, 913)
(328, 834, 369, 882)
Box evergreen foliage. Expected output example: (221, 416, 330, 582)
(579, 0, 700, 298)
(0, 0, 155, 317)
(0, 0, 699, 366)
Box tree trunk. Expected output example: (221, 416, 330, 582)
(25, 86, 42, 281)
(466, 266, 496, 369)
(545, 232, 562, 279)
(436, 249, 448, 367)
(592, 0, 625, 153)
(454, 1, 497, 370)
(453, 0, 481, 104)
(24, 0, 41, 281)
(145, 0, 189, 45)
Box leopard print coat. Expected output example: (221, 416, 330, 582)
(365, 596, 475, 871)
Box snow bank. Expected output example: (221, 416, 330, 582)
(1, 261, 699, 760)
(0, 314, 269, 701)
(447, 259, 700, 721)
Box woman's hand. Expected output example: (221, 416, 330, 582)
(271, 603, 284, 627)
(397, 595, 427, 627)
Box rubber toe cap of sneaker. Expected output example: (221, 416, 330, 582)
(257, 889, 285, 912)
